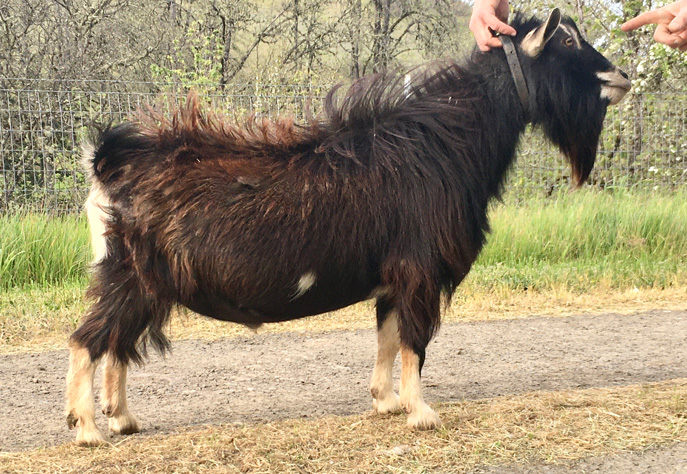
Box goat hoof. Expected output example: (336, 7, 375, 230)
(75, 430, 107, 447)
(75, 436, 108, 448)
(406, 404, 442, 430)
(109, 412, 140, 435)
(373, 393, 402, 414)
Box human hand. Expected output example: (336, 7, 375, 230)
(469, 0, 517, 51)
(621, 0, 687, 50)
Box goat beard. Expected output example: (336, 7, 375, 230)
(540, 108, 606, 188)
(558, 136, 600, 188)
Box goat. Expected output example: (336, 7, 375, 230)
(66, 9, 630, 446)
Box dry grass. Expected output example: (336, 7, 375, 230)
(2, 380, 686, 473)
(1, 284, 685, 355)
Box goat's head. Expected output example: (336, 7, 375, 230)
(508, 9, 631, 185)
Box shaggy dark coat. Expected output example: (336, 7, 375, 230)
(72, 13, 627, 367)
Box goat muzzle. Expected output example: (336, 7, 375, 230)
(598, 68, 632, 105)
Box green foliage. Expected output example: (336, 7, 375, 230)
(151, 20, 225, 88)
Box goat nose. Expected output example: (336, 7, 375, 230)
(619, 69, 629, 80)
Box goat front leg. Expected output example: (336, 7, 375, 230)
(65, 342, 106, 446)
(370, 301, 402, 414)
(387, 261, 442, 429)
(400, 345, 442, 429)
(101, 353, 140, 435)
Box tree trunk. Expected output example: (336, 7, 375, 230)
(220, 17, 234, 89)
(372, 0, 391, 72)
(350, 0, 362, 79)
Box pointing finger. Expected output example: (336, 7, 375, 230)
(622, 10, 664, 32)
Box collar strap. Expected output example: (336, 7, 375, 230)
(500, 35, 531, 123)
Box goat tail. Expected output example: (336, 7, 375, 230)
(71, 228, 173, 365)
(82, 122, 154, 187)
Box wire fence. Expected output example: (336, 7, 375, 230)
(1, 78, 686, 213)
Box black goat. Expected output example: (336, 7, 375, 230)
(66, 9, 630, 445)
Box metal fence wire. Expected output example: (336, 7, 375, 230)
(1, 78, 686, 213)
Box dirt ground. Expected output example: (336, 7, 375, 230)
(1, 309, 687, 472)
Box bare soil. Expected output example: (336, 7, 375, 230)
(2, 310, 687, 472)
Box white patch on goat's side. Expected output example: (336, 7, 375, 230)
(80, 142, 96, 179)
(293, 272, 316, 299)
(81, 142, 113, 263)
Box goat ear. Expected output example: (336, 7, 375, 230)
(521, 8, 562, 58)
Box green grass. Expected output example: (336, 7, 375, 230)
(472, 189, 687, 291)
(0, 213, 90, 290)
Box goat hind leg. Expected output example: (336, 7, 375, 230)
(101, 353, 140, 435)
(65, 342, 106, 446)
(65, 180, 110, 445)
(370, 302, 402, 414)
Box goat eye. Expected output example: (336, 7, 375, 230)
(564, 37, 575, 47)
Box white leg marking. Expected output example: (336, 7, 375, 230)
(85, 182, 111, 263)
(101, 353, 140, 435)
(66, 343, 106, 446)
(293, 271, 316, 299)
(400, 346, 442, 430)
(370, 313, 402, 414)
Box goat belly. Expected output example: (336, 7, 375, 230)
(182, 295, 264, 325)
(182, 277, 376, 325)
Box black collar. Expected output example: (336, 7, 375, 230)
(500, 36, 531, 123)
